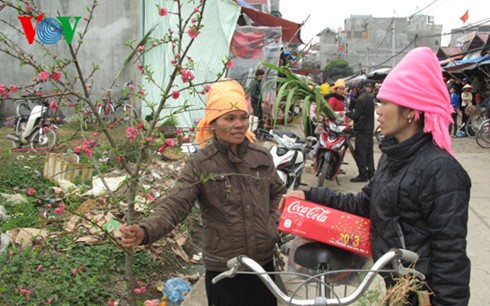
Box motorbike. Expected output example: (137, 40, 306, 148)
(313, 118, 355, 187)
(6, 96, 59, 150)
(268, 130, 310, 192)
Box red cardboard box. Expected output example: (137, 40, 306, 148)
(278, 197, 372, 256)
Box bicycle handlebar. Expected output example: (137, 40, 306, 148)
(212, 248, 423, 306)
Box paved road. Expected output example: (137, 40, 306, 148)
(182, 128, 490, 305)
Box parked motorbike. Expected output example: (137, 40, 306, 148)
(268, 130, 310, 192)
(6, 96, 58, 150)
(313, 118, 355, 187)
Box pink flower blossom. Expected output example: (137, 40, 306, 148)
(49, 100, 57, 111)
(171, 91, 180, 99)
(193, 7, 199, 13)
(158, 7, 168, 16)
(129, 83, 135, 91)
(187, 26, 200, 39)
(137, 123, 144, 129)
(200, 90, 206, 95)
(176, 128, 183, 135)
(38, 71, 50, 82)
(74, 146, 81, 154)
(137, 64, 145, 74)
(27, 188, 36, 196)
(47, 203, 52, 208)
(126, 126, 139, 142)
(86, 83, 92, 88)
(136, 45, 145, 52)
(140, 89, 146, 95)
(36, 265, 42, 272)
(226, 59, 234, 69)
(180, 69, 195, 83)
(108, 301, 116, 306)
(170, 58, 176, 65)
(137, 280, 145, 285)
(54, 208, 63, 215)
(32, 77, 37, 82)
(205, 85, 211, 92)
(72, 268, 78, 275)
(116, 156, 122, 161)
(92, 132, 98, 138)
(191, 18, 196, 24)
(133, 288, 141, 294)
(9, 85, 18, 93)
(51, 70, 62, 81)
(146, 193, 154, 202)
(59, 203, 66, 210)
(140, 286, 147, 293)
(158, 144, 167, 153)
(165, 139, 176, 147)
(83, 17, 89, 21)
(47, 299, 53, 304)
(81, 139, 96, 158)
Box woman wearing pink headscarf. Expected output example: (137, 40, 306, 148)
(280, 47, 471, 305)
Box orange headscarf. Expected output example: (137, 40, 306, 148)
(195, 79, 256, 147)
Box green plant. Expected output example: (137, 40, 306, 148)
(324, 58, 354, 82)
(161, 115, 178, 127)
(0, 236, 155, 306)
(262, 62, 337, 131)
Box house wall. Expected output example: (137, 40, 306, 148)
(343, 15, 442, 74)
(0, 0, 141, 121)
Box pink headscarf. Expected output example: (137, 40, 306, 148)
(376, 47, 455, 158)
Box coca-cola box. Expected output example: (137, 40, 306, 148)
(278, 197, 372, 256)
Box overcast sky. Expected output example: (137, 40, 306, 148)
(279, 0, 489, 46)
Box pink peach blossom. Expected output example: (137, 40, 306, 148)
(158, 7, 168, 16)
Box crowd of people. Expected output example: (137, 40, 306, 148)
(121, 47, 473, 306)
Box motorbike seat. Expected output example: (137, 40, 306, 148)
(294, 242, 355, 271)
(272, 130, 306, 144)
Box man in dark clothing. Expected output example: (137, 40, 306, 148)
(346, 81, 375, 182)
(250, 69, 265, 131)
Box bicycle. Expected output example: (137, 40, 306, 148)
(476, 118, 490, 148)
(464, 105, 487, 138)
(97, 81, 138, 126)
(213, 248, 424, 306)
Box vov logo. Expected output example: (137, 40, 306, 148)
(18, 14, 81, 45)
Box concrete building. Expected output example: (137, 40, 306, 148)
(317, 14, 443, 74)
(448, 22, 490, 47)
(345, 15, 442, 73)
(316, 27, 341, 70)
(246, 0, 271, 14)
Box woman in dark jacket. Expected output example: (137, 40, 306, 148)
(280, 48, 471, 305)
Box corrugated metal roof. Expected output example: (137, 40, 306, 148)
(142, 0, 241, 128)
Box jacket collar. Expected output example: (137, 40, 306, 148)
(212, 137, 249, 158)
(380, 132, 431, 174)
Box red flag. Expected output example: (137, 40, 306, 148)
(460, 9, 469, 24)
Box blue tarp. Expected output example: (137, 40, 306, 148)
(443, 55, 490, 68)
(237, 0, 255, 9)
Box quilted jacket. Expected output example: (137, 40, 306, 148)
(308, 132, 471, 305)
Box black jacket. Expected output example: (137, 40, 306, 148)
(346, 90, 374, 134)
(307, 133, 471, 305)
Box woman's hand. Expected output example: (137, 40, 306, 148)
(278, 190, 306, 212)
(120, 224, 145, 247)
